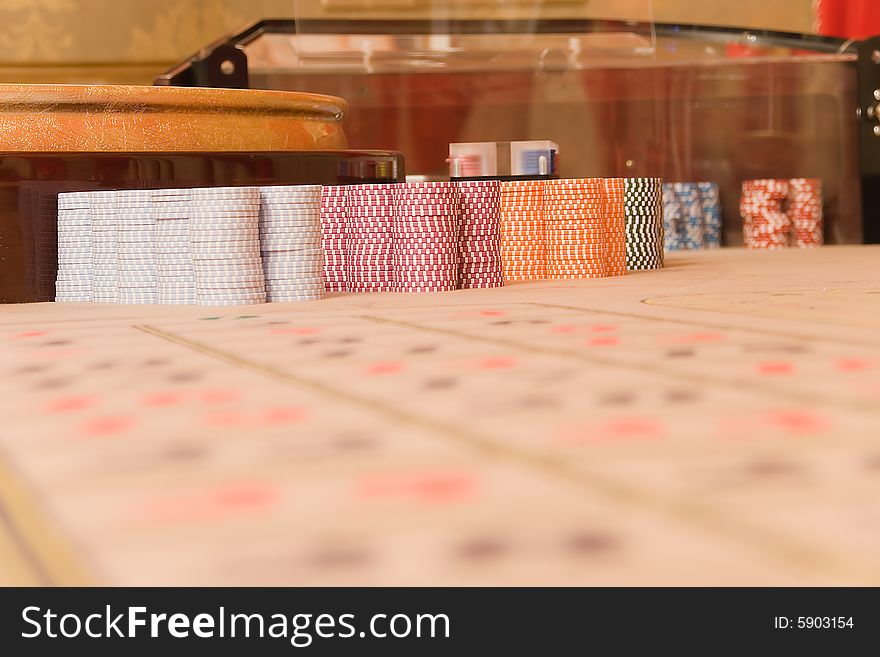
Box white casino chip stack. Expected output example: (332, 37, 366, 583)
(189, 187, 266, 306)
(115, 189, 158, 304)
(153, 188, 196, 305)
(89, 190, 121, 304)
(259, 185, 325, 303)
(55, 191, 93, 302)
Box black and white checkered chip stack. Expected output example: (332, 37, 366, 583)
(624, 178, 664, 271)
(189, 187, 266, 306)
(89, 190, 121, 303)
(259, 185, 325, 303)
(115, 189, 158, 304)
(457, 180, 503, 288)
(153, 188, 196, 305)
(55, 191, 92, 302)
(320, 185, 347, 293)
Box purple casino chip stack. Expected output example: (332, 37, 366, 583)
(321, 185, 348, 293)
(394, 182, 461, 293)
(346, 183, 396, 293)
(457, 180, 503, 289)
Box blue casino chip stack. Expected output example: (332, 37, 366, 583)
(662, 181, 722, 251)
(697, 182, 722, 249)
(662, 183, 683, 252)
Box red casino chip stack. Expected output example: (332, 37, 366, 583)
(741, 179, 790, 249)
(788, 178, 824, 248)
(457, 180, 503, 289)
(394, 182, 461, 293)
(602, 178, 628, 277)
(346, 183, 395, 292)
(544, 178, 608, 279)
(320, 185, 348, 292)
(500, 180, 546, 282)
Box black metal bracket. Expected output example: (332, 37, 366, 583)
(191, 44, 249, 89)
(157, 34, 255, 88)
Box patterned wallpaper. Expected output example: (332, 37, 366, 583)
(0, 0, 291, 63)
(0, 0, 814, 84)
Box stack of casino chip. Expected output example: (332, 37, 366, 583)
(673, 183, 703, 251)
(189, 186, 266, 306)
(544, 178, 608, 279)
(623, 178, 664, 270)
(114, 189, 159, 304)
(320, 185, 348, 292)
(55, 191, 93, 302)
(663, 181, 723, 251)
(153, 188, 196, 305)
(457, 180, 503, 288)
(602, 178, 628, 277)
(788, 178, 823, 248)
(346, 184, 395, 292)
(662, 183, 683, 251)
(741, 179, 791, 249)
(394, 182, 461, 292)
(697, 182, 722, 249)
(500, 180, 546, 281)
(258, 185, 325, 303)
(89, 190, 121, 303)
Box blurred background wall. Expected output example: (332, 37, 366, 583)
(0, 0, 815, 85)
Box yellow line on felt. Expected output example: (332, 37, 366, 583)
(0, 455, 94, 585)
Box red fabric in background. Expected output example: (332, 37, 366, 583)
(816, 0, 880, 39)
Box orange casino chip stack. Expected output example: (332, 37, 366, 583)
(602, 178, 628, 277)
(500, 180, 546, 281)
(544, 178, 608, 280)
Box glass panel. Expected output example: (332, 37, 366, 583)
(229, 3, 862, 243)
